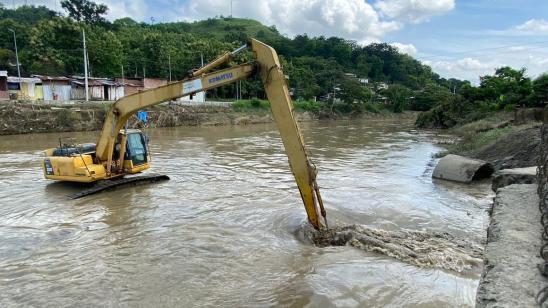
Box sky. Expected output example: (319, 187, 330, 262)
(6, 0, 548, 83)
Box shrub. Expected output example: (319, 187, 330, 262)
(293, 100, 324, 112)
(231, 98, 270, 111)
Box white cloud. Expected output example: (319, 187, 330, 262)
(390, 42, 417, 56)
(424, 57, 498, 84)
(96, 0, 150, 22)
(181, 0, 402, 42)
(374, 0, 455, 23)
(424, 50, 548, 84)
(10, 0, 456, 43)
(514, 19, 548, 33)
(485, 18, 548, 36)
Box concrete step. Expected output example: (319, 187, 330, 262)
(491, 166, 537, 191)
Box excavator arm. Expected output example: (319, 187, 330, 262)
(93, 39, 327, 229)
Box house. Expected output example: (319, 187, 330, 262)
(113, 77, 168, 96)
(32, 75, 71, 101)
(0, 71, 8, 100)
(377, 82, 389, 90)
(114, 77, 142, 96)
(70, 77, 124, 101)
(7, 76, 42, 100)
(143, 78, 168, 89)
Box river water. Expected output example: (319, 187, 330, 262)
(0, 118, 493, 307)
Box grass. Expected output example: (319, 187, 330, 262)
(436, 112, 540, 158)
(293, 100, 324, 112)
(231, 98, 327, 113)
(433, 112, 514, 157)
(450, 112, 513, 137)
(442, 126, 514, 156)
(231, 99, 271, 112)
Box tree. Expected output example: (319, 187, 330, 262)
(410, 83, 452, 111)
(383, 84, 412, 113)
(27, 18, 82, 75)
(479, 66, 532, 107)
(0, 48, 14, 72)
(61, 0, 108, 24)
(339, 78, 371, 105)
(85, 27, 123, 77)
(0, 4, 58, 24)
(528, 73, 548, 106)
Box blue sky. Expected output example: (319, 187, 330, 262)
(7, 0, 548, 83)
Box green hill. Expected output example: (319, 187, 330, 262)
(0, 3, 466, 113)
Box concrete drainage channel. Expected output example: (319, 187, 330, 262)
(433, 119, 548, 307)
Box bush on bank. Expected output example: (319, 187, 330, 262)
(231, 98, 388, 115)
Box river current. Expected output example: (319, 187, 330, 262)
(0, 118, 492, 307)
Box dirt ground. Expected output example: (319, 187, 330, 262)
(467, 126, 541, 170)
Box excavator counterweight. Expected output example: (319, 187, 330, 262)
(42, 39, 328, 229)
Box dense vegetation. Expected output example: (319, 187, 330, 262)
(0, 0, 545, 118)
(0, 1, 459, 113)
(416, 68, 548, 128)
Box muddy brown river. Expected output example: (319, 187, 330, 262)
(0, 118, 493, 307)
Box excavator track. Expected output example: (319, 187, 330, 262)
(68, 174, 170, 199)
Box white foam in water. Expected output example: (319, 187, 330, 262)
(306, 224, 484, 273)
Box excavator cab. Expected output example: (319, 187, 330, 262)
(43, 129, 150, 183)
(117, 129, 150, 173)
(125, 131, 148, 166)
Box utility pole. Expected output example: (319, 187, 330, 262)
(201, 52, 205, 101)
(230, 0, 233, 17)
(121, 64, 125, 95)
(8, 29, 21, 91)
(82, 29, 89, 101)
(168, 53, 172, 82)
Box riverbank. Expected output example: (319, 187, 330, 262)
(432, 110, 546, 305)
(435, 112, 541, 171)
(0, 101, 417, 135)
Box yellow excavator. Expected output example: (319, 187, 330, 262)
(42, 39, 328, 230)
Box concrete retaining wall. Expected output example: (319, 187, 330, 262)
(536, 107, 548, 306)
(476, 107, 547, 306)
(476, 184, 542, 307)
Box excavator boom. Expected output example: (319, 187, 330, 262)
(43, 39, 327, 230)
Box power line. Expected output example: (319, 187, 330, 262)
(417, 40, 548, 60)
(420, 45, 548, 63)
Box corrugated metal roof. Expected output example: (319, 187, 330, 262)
(31, 74, 70, 81)
(7, 77, 41, 83)
(71, 79, 123, 87)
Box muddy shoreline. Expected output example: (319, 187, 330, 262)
(0, 101, 417, 136)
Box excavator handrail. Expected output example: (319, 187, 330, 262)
(93, 38, 327, 229)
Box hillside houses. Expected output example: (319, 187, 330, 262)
(0, 73, 192, 103)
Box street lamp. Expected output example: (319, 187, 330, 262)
(8, 29, 21, 91)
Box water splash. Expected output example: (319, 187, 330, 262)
(307, 224, 484, 273)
